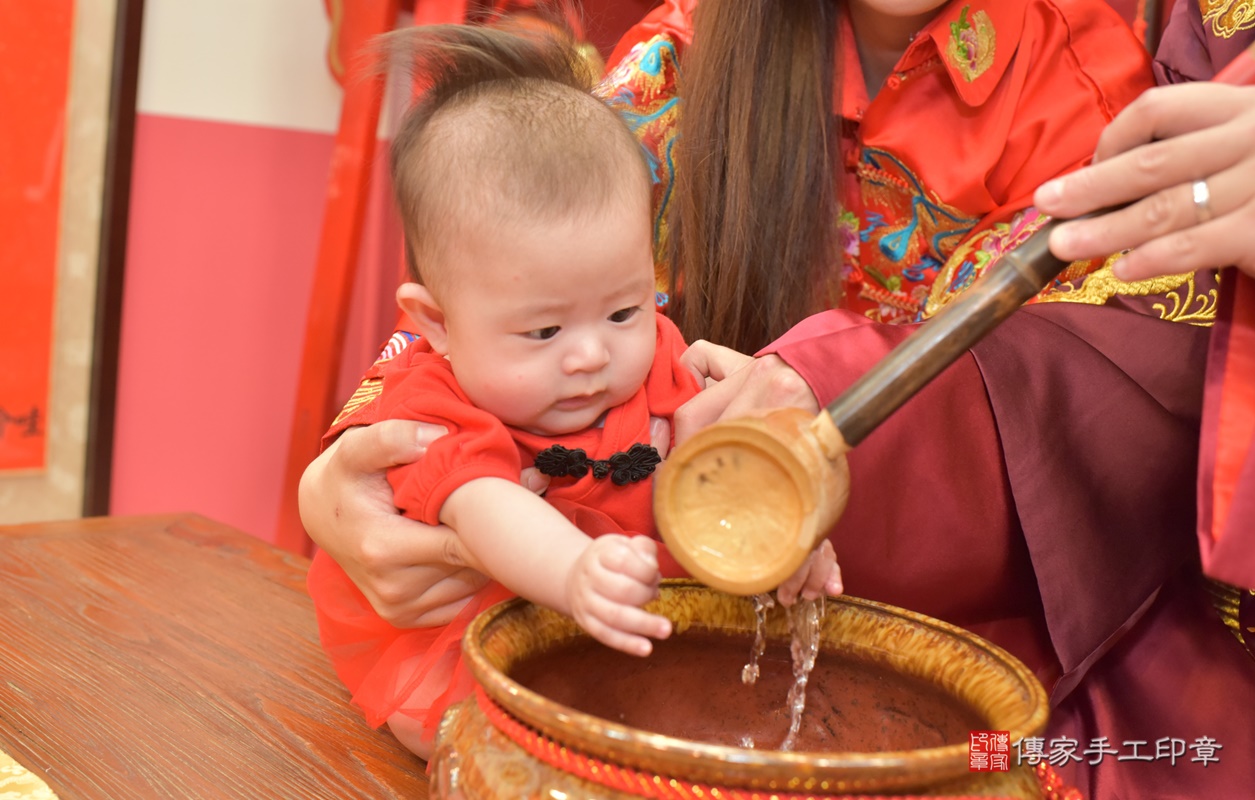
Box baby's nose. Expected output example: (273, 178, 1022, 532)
(563, 336, 611, 373)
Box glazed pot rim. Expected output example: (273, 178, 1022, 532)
(461, 580, 1049, 792)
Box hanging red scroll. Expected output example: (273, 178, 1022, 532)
(0, 2, 75, 472)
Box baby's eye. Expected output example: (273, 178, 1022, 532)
(609, 307, 640, 323)
(526, 326, 561, 340)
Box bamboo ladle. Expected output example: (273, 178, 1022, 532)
(655, 44, 1255, 597)
(654, 223, 1069, 594)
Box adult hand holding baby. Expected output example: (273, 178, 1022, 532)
(299, 419, 489, 627)
(301, 413, 681, 628)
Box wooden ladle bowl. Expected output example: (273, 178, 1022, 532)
(654, 407, 850, 594)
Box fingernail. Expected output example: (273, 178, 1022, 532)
(523, 471, 549, 494)
(1049, 225, 1074, 258)
(826, 577, 844, 596)
(1112, 259, 1130, 281)
(650, 416, 668, 440)
(1036, 178, 1063, 207)
(415, 424, 445, 449)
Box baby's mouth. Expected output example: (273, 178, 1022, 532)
(554, 391, 605, 411)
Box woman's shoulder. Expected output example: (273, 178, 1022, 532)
(1013, 0, 1155, 115)
(1020, 0, 1154, 71)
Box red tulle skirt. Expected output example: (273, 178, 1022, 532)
(307, 549, 516, 746)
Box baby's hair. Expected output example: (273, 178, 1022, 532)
(380, 24, 649, 290)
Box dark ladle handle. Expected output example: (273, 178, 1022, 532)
(826, 218, 1067, 448)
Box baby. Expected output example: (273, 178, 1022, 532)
(306, 24, 840, 758)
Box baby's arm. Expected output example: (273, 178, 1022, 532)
(439, 477, 672, 656)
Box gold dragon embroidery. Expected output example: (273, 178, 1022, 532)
(1036, 255, 1219, 325)
(1200, 0, 1255, 39)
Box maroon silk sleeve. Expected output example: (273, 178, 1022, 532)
(1153, 0, 1254, 84)
(762, 311, 1056, 687)
(969, 303, 1207, 698)
(761, 303, 1209, 701)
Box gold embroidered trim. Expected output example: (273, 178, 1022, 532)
(946, 6, 996, 82)
(1200, 0, 1255, 39)
(1204, 578, 1253, 653)
(1037, 255, 1218, 325)
(331, 377, 383, 428)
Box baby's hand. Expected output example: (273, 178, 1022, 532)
(776, 539, 843, 607)
(567, 534, 672, 657)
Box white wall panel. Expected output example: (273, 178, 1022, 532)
(137, 0, 343, 133)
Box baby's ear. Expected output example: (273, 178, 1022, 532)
(397, 282, 449, 355)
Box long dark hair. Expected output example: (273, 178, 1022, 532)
(669, 0, 840, 353)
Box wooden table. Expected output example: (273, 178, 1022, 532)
(0, 513, 430, 799)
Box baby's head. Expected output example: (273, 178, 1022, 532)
(386, 26, 657, 436)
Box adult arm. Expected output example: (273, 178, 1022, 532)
(673, 304, 1207, 702)
(672, 316, 1041, 651)
(1034, 82, 1255, 281)
(301, 395, 669, 629)
(298, 419, 493, 627)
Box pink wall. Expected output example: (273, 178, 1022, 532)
(110, 113, 397, 541)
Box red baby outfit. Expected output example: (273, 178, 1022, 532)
(307, 314, 699, 740)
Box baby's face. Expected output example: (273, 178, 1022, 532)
(438, 200, 658, 436)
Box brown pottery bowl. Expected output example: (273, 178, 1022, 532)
(431, 580, 1048, 798)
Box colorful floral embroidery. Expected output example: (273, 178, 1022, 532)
(919, 209, 1215, 323)
(836, 209, 861, 260)
(598, 35, 682, 295)
(593, 23, 1197, 331)
(946, 6, 996, 82)
(1200, 0, 1255, 38)
(849, 148, 978, 323)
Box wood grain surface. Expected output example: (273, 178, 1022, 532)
(0, 513, 429, 799)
